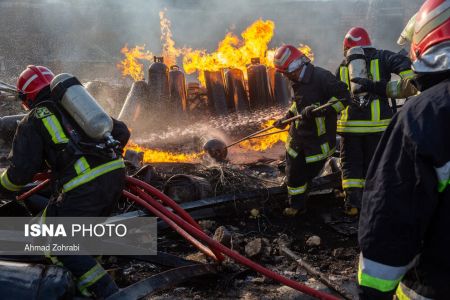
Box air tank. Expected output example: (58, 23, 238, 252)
(204, 70, 228, 116)
(50, 73, 114, 143)
(347, 47, 368, 98)
(148, 56, 170, 106)
(118, 80, 149, 127)
(225, 68, 249, 113)
(247, 58, 272, 109)
(168, 65, 187, 113)
(268, 67, 291, 107)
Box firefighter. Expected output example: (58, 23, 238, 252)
(0, 65, 130, 298)
(358, 1, 450, 298)
(273, 45, 352, 216)
(336, 27, 414, 215)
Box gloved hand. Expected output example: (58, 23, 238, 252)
(273, 118, 288, 129)
(351, 78, 387, 97)
(300, 104, 318, 120)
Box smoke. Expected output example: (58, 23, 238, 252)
(0, 0, 423, 81)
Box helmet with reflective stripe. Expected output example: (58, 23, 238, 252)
(273, 45, 310, 73)
(343, 27, 372, 53)
(17, 65, 54, 109)
(411, 0, 450, 73)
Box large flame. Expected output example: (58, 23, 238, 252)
(117, 45, 153, 81)
(125, 142, 203, 163)
(182, 19, 275, 85)
(240, 120, 288, 152)
(159, 9, 186, 67)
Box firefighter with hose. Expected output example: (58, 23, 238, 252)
(336, 27, 415, 216)
(272, 45, 352, 216)
(358, 0, 450, 298)
(0, 65, 130, 298)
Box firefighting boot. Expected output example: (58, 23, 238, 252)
(285, 195, 307, 217)
(343, 189, 362, 217)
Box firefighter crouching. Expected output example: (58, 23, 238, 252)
(272, 45, 352, 216)
(0, 65, 130, 298)
(358, 0, 450, 298)
(336, 27, 414, 215)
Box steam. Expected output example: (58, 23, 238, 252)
(0, 0, 424, 82)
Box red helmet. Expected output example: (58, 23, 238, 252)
(343, 27, 372, 52)
(273, 45, 309, 73)
(17, 65, 54, 108)
(411, 0, 450, 73)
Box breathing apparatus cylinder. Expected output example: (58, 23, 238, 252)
(50, 73, 117, 146)
(346, 46, 368, 98)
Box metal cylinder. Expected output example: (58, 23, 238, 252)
(0, 114, 25, 146)
(204, 70, 228, 116)
(0, 261, 74, 299)
(347, 47, 368, 97)
(148, 56, 170, 107)
(118, 80, 149, 127)
(225, 68, 249, 113)
(247, 58, 272, 109)
(268, 67, 291, 107)
(168, 65, 187, 113)
(50, 73, 113, 141)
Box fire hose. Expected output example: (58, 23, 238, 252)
(17, 174, 341, 300)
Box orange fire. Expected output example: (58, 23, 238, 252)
(125, 142, 203, 163)
(182, 19, 275, 85)
(240, 120, 288, 152)
(117, 45, 153, 81)
(159, 9, 186, 67)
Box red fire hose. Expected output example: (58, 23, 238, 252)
(126, 177, 225, 262)
(125, 184, 340, 300)
(17, 174, 341, 300)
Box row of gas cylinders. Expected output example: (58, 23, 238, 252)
(205, 58, 292, 116)
(118, 57, 292, 126)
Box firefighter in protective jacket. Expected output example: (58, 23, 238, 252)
(358, 1, 450, 298)
(0, 65, 130, 299)
(273, 45, 352, 216)
(336, 27, 414, 215)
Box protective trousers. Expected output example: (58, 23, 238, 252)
(285, 151, 326, 211)
(340, 133, 382, 208)
(45, 168, 125, 298)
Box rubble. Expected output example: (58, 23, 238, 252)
(213, 226, 232, 247)
(306, 236, 322, 247)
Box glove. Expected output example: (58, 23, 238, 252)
(300, 104, 318, 120)
(351, 78, 387, 97)
(273, 118, 288, 129)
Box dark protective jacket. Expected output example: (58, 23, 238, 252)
(0, 98, 130, 196)
(358, 78, 450, 299)
(284, 64, 351, 163)
(336, 48, 413, 134)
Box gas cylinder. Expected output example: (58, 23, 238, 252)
(148, 56, 170, 106)
(50, 73, 115, 144)
(0, 261, 74, 299)
(247, 58, 272, 109)
(346, 46, 368, 98)
(118, 80, 149, 127)
(268, 67, 291, 107)
(204, 70, 228, 116)
(225, 68, 249, 112)
(168, 65, 187, 113)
